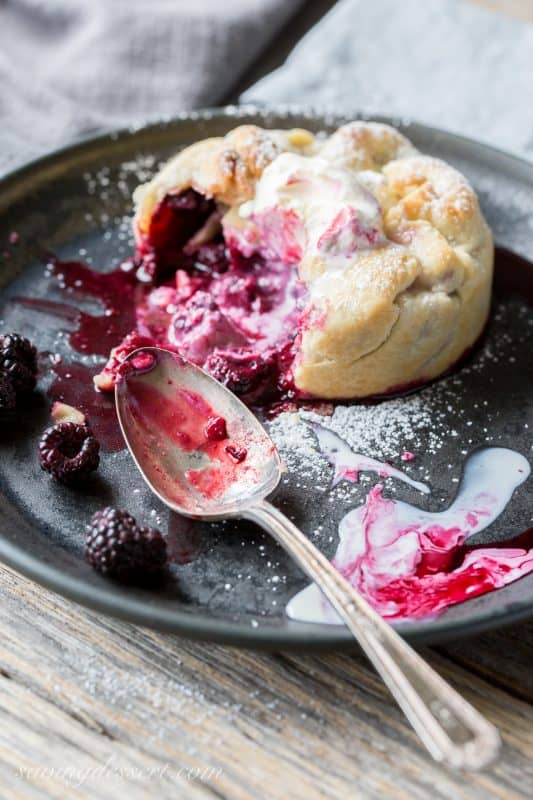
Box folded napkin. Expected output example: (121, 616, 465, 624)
(0, 0, 302, 174)
(243, 0, 533, 159)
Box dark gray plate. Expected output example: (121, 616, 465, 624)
(1, 107, 532, 650)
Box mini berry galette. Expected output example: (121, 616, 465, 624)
(97, 121, 493, 403)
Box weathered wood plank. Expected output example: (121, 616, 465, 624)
(0, 564, 531, 799)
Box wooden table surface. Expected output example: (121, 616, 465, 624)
(0, 564, 532, 799)
(3, 1, 533, 798)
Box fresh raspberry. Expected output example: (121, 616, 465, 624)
(0, 373, 16, 412)
(39, 422, 100, 484)
(84, 507, 167, 584)
(0, 333, 37, 395)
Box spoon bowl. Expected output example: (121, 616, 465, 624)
(115, 347, 281, 519)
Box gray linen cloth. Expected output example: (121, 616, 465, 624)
(0, 0, 302, 174)
(243, 0, 533, 159)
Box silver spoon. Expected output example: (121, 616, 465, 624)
(116, 346, 500, 770)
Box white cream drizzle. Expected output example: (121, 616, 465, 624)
(239, 153, 384, 267)
(287, 431, 531, 625)
(312, 424, 430, 494)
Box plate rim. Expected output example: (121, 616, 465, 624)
(1, 104, 533, 650)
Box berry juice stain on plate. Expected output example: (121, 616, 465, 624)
(287, 427, 533, 624)
(15, 258, 139, 356)
(48, 361, 125, 452)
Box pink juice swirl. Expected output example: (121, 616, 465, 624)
(312, 423, 430, 494)
(287, 427, 533, 623)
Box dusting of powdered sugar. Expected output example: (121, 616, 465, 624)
(267, 383, 448, 487)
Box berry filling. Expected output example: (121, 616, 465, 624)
(136, 189, 218, 283)
(225, 444, 247, 463)
(121, 370, 261, 507)
(94, 331, 156, 392)
(0, 373, 17, 412)
(96, 189, 306, 404)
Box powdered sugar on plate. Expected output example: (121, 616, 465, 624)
(267, 383, 447, 490)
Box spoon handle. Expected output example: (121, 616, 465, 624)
(242, 500, 500, 771)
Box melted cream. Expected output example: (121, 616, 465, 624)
(287, 434, 532, 624)
(312, 424, 430, 494)
(239, 153, 383, 268)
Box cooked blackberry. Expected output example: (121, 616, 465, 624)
(204, 415, 228, 442)
(191, 242, 229, 275)
(225, 444, 247, 463)
(85, 507, 167, 584)
(0, 373, 16, 413)
(204, 351, 277, 403)
(0, 333, 38, 395)
(38, 422, 100, 484)
(139, 189, 217, 283)
(93, 330, 155, 392)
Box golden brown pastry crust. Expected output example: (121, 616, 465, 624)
(134, 125, 317, 235)
(133, 121, 493, 399)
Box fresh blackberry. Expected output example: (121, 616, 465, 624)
(39, 422, 100, 484)
(85, 507, 167, 584)
(0, 333, 37, 395)
(0, 373, 16, 413)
